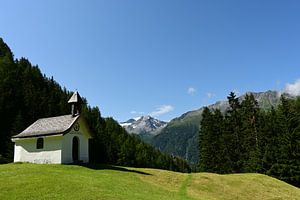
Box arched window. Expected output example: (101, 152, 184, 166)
(37, 138, 44, 149)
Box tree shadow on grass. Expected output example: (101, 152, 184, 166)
(78, 163, 152, 175)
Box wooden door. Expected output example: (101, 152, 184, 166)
(72, 136, 79, 162)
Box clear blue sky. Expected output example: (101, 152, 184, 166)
(1, 0, 300, 122)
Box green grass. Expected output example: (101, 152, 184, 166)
(0, 163, 299, 200)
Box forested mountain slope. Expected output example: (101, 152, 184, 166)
(0, 38, 190, 172)
(151, 91, 292, 164)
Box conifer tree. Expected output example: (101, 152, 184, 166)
(199, 107, 213, 171)
(225, 92, 242, 172)
(240, 93, 261, 172)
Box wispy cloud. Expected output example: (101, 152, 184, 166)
(130, 111, 144, 115)
(187, 87, 197, 95)
(276, 80, 281, 87)
(150, 105, 174, 117)
(206, 92, 216, 99)
(284, 79, 300, 96)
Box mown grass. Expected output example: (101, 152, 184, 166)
(0, 163, 299, 200)
(188, 173, 300, 200)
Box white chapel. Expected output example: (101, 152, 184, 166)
(11, 91, 92, 164)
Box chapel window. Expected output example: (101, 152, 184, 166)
(37, 138, 44, 149)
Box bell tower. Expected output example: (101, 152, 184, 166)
(68, 91, 82, 117)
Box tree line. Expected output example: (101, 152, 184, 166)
(199, 92, 300, 186)
(0, 38, 190, 172)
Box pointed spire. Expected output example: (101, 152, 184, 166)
(68, 91, 82, 116)
(68, 91, 82, 104)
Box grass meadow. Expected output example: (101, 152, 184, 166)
(0, 163, 299, 200)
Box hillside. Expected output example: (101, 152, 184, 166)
(0, 38, 190, 172)
(0, 163, 299, 200)
(151, 91, 291, 164)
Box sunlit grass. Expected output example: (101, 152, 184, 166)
(0, 163, 299, 200)
(188, 173, 300, 200)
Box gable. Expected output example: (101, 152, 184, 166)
(64, 116, 92, 139)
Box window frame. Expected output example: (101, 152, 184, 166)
(36, 138, 44, 149)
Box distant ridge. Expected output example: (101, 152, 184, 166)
(151, 90, 295, 164)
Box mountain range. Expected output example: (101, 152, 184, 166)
(120, 116, 167, 142)
(121, 90, 294, 165)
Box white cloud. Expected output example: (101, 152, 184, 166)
(130, 111, 144, 115)
(284, 79, 300, 96)
(206, 92, 216, 99)
(150, 105, 174, 117)
(187, 87, 197, 95)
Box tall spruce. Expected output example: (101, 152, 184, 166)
(199, 108, 229, 173)
(267, 96, 300, 186)
(240, 93, 261, 172)
(225, 92, 243, 172)
(199, 107, 213, 172)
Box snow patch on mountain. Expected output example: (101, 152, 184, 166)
(120, 115, 167, 136)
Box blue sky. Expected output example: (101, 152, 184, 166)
(1, 0, 300, 122)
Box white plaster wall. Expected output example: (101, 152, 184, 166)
(62, 118, 91, 163)
(13, 135, 63, 164)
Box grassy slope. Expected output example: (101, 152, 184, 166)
(0, 163, 299, 200)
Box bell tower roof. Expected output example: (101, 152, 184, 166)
(68, 91, 82, 117)
(68, 91, 82, 104)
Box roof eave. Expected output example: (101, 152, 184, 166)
(11, 133, 64, 141)
(11, 115, 80, 140)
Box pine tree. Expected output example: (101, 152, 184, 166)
(261, 107, 281, 173)
(239, 93, 261, 172)
(212, 109, 230, 173)
(199, 107, 213, 171)
(269, 96, 300, 186)
(225, 92, 242, 172)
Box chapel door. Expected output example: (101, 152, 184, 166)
(72, 136, 79, 162)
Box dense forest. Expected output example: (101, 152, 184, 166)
(199, 92, 300, 186)
(0, 38, 190, 172)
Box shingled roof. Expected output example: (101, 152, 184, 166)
(12, 114, 80, 138)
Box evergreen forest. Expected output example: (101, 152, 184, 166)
(199, 92, 300, 186)
(0, 38, 190, 173)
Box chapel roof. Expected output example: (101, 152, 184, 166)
(12, 114, 80, 138)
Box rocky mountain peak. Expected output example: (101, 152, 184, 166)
(120, 115, 167, 136)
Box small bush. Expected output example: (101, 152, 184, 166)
(0, 155, 9, 164)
